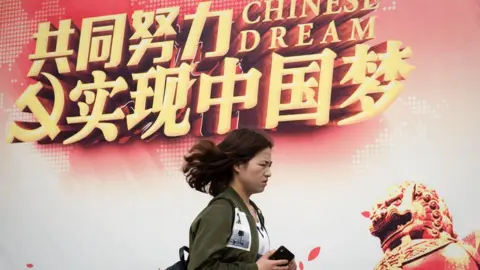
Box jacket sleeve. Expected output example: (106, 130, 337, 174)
(187, 201, 258, 270)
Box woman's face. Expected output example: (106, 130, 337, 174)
(235, 147, 272, 194)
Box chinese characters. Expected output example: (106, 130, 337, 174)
(7, 0, 414, 145)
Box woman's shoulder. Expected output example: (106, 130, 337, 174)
(195, 197, 235, 221)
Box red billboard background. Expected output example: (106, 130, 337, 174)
(1, 0, 480, 269)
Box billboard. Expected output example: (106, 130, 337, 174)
(1, 0, 479, 269)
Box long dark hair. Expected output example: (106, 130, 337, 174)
(183, 128, 273, 196)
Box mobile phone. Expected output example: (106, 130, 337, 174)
(269, 245, 295, 265)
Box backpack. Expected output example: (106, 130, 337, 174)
(165, 197, 236, 270)
(164, 246, 189, 270)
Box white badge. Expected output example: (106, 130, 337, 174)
(226, 207, 251, 251)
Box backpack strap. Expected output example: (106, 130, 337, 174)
(249, 200, 265, 230)
(208, 197, 237, 228)
(179, 246, 189, 265)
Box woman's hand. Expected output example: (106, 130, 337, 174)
(288, 259, 297, 270)
(256, 250, 289, 270)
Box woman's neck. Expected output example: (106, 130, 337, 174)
(230, 182, 251, 205)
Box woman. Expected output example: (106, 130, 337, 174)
(183, 128, 297, 270)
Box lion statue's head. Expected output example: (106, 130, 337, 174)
(369, 181, 457, 252)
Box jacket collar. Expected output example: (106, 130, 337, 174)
(222, 186, 249, 210)
(222, 187, 263, 214)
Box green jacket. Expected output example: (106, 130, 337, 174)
(187, 187, 266, 270)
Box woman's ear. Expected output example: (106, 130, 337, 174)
(233, 163, 242, 174)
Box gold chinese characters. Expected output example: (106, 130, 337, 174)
(7, 0, 414, 145)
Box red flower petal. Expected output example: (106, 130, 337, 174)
(26, 264, 34, 268)
(299, 261, 304, 270)
(361, 211, 371, 218)
(308, 247, 321, 261)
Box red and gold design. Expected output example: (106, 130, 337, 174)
(5, 0, 414, 145)
(370, 181, 480, 269)
(1, 0, 480, 269)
